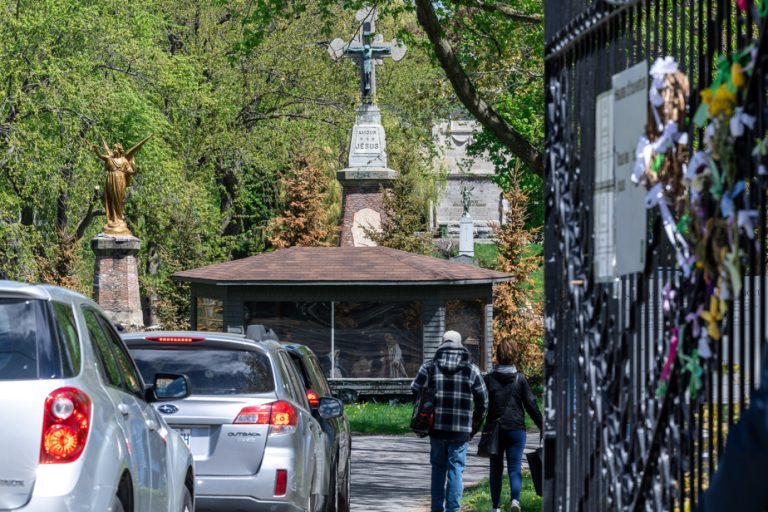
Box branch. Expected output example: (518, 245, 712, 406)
(473, 1, 542, 23)
(75, 187, 104, 241)
(414, 0, 544, 178)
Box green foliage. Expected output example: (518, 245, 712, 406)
(345, 402, 413, 435)
(223, 0, 545, 214)
(462, 471, 542, 512)
(474, 243, 499, 270)
(364, 172, 438, 256)
(0, 0, 449, 325)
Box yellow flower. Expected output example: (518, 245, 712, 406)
(700, 88, 713, 104)
(700, 295, 724, 341)
(732, 62, 746, 87)
(710, 84, 736, 117)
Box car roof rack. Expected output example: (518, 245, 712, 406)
(245, 324, 279, 342)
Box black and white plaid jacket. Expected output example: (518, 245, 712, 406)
(411, 343, 488, 434)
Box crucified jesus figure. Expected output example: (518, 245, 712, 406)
(91, 134, 152, 237)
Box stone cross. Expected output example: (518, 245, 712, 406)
(328, 7, 406, 103)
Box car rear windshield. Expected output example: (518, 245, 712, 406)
(131, 347, 274, 395)
(0, 298, 81, 381)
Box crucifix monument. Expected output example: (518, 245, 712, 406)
(328, 8, 406, 246)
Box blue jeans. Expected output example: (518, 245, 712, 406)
(489, 428, 526, 507)
(429, 438, 468, 512)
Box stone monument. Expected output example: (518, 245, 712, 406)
(89, 136, 151, 328)
(452, 185, 477, 265)
(328, 7, 406, 246)
(432, 115, 506, 239)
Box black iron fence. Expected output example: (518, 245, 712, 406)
(544, 1, 768, 510)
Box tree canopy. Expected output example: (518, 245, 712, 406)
(0, 0, 452, 324)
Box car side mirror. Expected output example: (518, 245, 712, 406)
(148, 373, 191, 402)
(318, 396, 343, 419)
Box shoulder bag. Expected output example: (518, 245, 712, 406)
(410, 363, 436, 438)
(477, 373, 519, 457)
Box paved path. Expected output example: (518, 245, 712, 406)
(350, 432, 540, 512)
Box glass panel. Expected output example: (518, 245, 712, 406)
(445, 299, 485, 370)
(196, 297, 224, 332)
(130, 348, 274, 395)
(83, 309, 122, 387)
(53, 302, 81, 378)
(0, 299, 41, 380)
(97, 315, 144, 396)
(334, 302, 422, 378)
(245, 301, 332, 364)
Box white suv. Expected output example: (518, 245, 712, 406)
(0, 281, 195, 512)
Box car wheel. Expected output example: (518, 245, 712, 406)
(325, 470, 337, 512)
(338, 463, 351, 512)
(180, 486, 193, 512)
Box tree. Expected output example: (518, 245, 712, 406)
(0, 0, 450, 327)
(493, 179, 543, 385)
(225, 0, 545, 178)
(268, 155, 338, 248)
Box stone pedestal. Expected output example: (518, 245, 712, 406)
(459, 214, 474, 257)
(338, 103, 399, 247)
(451, 214, 476, 265)
(91, 235, 143, 328)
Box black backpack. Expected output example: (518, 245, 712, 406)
(410, 363, 436, 437)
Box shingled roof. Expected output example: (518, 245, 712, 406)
(173, 246, 511, 286)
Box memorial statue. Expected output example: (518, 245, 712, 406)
(461, 184, 474, 216)
(91, 134, 153, 237)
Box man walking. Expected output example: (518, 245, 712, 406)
(412, 330, 488, 512)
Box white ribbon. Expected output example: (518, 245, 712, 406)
(645, 183, 691, 276)
(738, 210, 759, 239)
(730, 107, 756, 138)
(652, 121, 679, 154)
(632, 135, 653, 184)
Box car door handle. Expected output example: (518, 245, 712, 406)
(118, 403, 131, 416)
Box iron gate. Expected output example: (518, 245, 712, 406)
(544, 1, 768, 510)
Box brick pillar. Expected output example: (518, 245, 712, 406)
(337, 168, 397, 247)
(91, 235, 143, 328)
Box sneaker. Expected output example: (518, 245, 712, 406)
(492, 509, 501, 512)
(510, 500, 521, 512)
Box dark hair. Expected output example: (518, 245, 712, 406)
(495, 338, 517, 366)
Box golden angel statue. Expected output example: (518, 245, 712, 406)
(91, 134, 152, 237)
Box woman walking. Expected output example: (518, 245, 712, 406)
(484, 339, 542, 512)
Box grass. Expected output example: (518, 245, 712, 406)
(474, 243, 499, 269)
(462, 470, 542, 512)
(346, 402, 413, 435)
(345, 399, 542, 435)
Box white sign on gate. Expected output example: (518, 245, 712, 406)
(612, 61, 648, 276)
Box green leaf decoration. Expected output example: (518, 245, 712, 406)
(693, 103, 710, 128)
(651, 154, 665, 174)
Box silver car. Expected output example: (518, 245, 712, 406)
(124, 330, 344, 512)
(0, 280, 195, 512)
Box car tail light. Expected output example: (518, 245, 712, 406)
(234, 401, 297, 434)
(144, 336, 205, 343)
(40, 387, 91, 464)
(274, 469, 288, 496)
(306, 389, 320, 408)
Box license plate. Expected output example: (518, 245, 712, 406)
(175, 427, 191, 446)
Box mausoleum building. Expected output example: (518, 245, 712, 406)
(173, 246, 510, 395)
